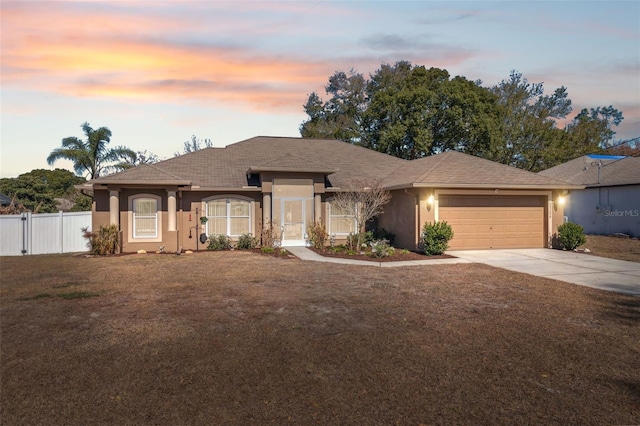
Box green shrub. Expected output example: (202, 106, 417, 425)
(369, 240, 395, 258)
(421, 221, 454, 255)
(557, 222, 586, 251)
(82, 224, 120, 255)
(307, 221, 328, 249)
(346, 231, 374, 251)
(207, 234, 231, 251)
(236, 233, 258, 250)
(261, 246, 275, 254)
(372, 228, 395, 245)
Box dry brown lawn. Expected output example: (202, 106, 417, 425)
(1, 251, 639, 425)
(581, 234, 640, 263)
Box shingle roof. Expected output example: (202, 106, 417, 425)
(248, 153, 337, 174)
(93, 136, 405, 189)
(539, 155, 640, 187)
(91, 136, 577, 190)
(383, 151, 575, 189)
(94, 163, 191, 185)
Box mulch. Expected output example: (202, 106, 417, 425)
(309, 247, 454, 262)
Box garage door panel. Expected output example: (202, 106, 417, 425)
(439, 195, 545, 250)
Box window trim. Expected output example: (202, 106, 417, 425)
(128, 194, 162, 243)
(327, 199, 358, 236)
(202, 195, 254, 237)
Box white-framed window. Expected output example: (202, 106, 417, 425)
(205, 197, 252, 236)
(328, 201, 357, 235)
(128, 194, 162, 242)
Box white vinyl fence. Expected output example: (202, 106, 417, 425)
(0, 211, 91, 256)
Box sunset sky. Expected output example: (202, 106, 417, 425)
(1, 0, 638, 178)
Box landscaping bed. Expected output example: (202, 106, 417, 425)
(309, 247, 454, 262)
(1, 252, 638, 425)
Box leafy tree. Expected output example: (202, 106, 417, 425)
(174, 135, 213, 156)
(0, 174, 57, 213)
(18, 169, 85, 197)
(47, 122, 135, 179)
(70, 192, 93, 212)
(301, 61, 500, 160)
(488, 71, 572, 171)
(300, 70, 367, 144)
(0, 169, 90, 213)
(301, 64, 624, 171)
(365, 63, 500, 159)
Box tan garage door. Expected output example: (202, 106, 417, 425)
(439, 195, 546, 250)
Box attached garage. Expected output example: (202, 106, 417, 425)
(439, 195, 547, 250)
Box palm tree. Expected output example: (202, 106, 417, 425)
(47, 122, 135, 179)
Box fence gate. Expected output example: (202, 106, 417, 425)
(0, 211, 91, 256)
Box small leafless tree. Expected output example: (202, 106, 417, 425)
(330, 178, 391, 248)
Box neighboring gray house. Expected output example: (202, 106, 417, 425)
(539, 155, 640, 236)
(0, 193, 12, 207)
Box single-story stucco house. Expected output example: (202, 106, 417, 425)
(539, 154, 640, 236)
(81, 136, 580, 252)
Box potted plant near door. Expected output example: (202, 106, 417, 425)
(199, 216, 208, 244)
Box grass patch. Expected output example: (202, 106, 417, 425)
(19, 291, 99, 301)
(58, 291, 100, 300)
(18, 293, 53, 301)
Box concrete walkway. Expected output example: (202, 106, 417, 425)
(285, 246, 471, 268)
(448, 249, 640, 296)
(286, 246, 640, 296)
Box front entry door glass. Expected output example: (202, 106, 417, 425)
(282, 199, 305, 245)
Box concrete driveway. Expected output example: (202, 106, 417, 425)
(447, 249, 640, 296)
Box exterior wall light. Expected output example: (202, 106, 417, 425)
(554, 196, 566, 211)
(426, 195, 434, 212)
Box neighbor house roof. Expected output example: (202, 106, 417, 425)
(383, 151, 577, 190)
(539, 155, 640, 187)
(89, 136, 579, 190)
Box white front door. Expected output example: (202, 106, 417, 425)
(280, 198, 306, 246)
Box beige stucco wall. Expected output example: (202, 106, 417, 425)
(92, 184, 570, 252)
(550, 189, 567, 247)
(379, 187, 569, 250)
(93, 188, 264, 253)
(180, 191, 263, 251)
(379, 189, 417, 250)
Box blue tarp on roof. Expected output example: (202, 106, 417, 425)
(587, 154, 626, 160)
